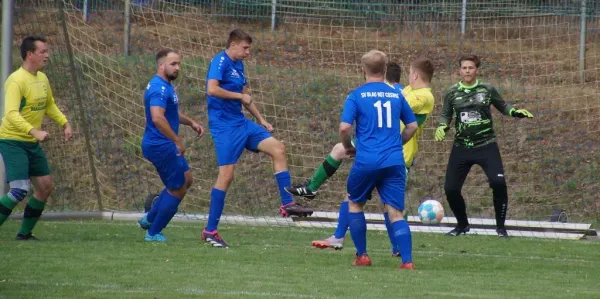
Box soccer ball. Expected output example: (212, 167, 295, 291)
(418, 199, 445, 224)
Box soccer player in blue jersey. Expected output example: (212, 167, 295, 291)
(286, 62, 404, 201)
(287, 61, 406, 250)
(340, 50, 418, 269)
(202, 29, 313, 248)
(137, 49, 205, 242)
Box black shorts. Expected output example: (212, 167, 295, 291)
(444, 142, 506, 191)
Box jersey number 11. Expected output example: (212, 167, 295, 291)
(374, 100, 392, 128)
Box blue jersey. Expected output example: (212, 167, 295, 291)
(341, 82, 416, 169)
(142, 75, 180, 147)
(206, 50, 248, 129)
(392, 83, 404, 93)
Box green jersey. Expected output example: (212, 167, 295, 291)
(439, 80, 513, 148)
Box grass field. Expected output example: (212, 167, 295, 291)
(1, 220, 599, 299)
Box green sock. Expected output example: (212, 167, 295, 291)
(0, 194, 19, 226)
(18, 196, 46, 236)
(307, 154, 342, 192)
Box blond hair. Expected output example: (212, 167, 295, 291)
(361, 50, 388, 76)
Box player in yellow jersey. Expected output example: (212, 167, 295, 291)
(401, 58, 435, 171)
(287, 59, 435, 253)
(0, 36, 73, 240)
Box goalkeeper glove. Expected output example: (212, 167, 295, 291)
(434, 124, 448, 141)
(510, 108, 533, 118)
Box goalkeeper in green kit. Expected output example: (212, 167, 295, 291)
(435, 54, 533, 238)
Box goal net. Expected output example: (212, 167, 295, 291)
(8, 0, 600, 239)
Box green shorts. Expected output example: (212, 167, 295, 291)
(0, 139, 50, 182)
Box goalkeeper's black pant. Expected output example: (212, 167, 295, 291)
(443, 142, 508, 229)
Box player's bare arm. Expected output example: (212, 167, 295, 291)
(150, 106, 184, 154)
(339, 122, 354, 156)
(62, 123, 73, 141)
(239, 86, 271, 131)
(207, 79, 252, 105)
(401, 121, 418, 144)
(179, 111, 204, 138)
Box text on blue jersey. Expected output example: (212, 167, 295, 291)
(341, 82, 416, 169)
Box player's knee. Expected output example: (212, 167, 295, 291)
(271, 140, 286, 158)
(348, 200, 364, 212)
(386, 206, 404, 222)
(168, 187, 186, 199)
(489, 180, 507, 193)
(7, 180, 31, 203)
(34, 179, 53, 199)
(218, 169, 234, 185)
(330, 143, 346, 160)
(444, 186, 462, 200)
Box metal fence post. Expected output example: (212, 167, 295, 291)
(271, 0, 277, 32)
(461, 0, 467, 35)
(83, 0, 89, 22)
(579, 0, 587, 83)
(124, 0, 131, 56)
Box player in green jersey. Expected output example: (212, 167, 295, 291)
(434, 54, 533, 238)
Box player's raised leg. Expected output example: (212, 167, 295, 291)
(255, 135, 313, 217)
(286, 142, 346, 199)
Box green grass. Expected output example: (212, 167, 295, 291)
(1, 220, 599, 299)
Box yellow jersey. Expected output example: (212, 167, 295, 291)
(401, 85, 435, 167)
(0, 67, 67, 142)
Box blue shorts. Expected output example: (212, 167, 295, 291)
(211, 119, 272, 166)
(142, 143, 190, 190)
(346, 165, 407, 211)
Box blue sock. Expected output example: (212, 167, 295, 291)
(384, 212, 398, 254)
(348, 211, 367, 256)
(333, 201, 349, 239)
(392, 219, 413, 263)
(205, 188, 226, 232)
(274, 171, 293, 205)
(148, 192, 181, 236)
(147, 189, 168, 223)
